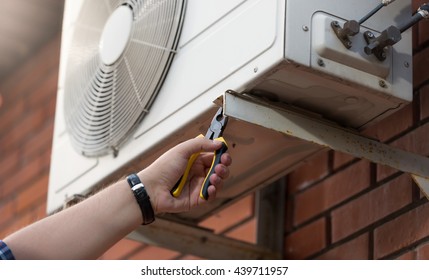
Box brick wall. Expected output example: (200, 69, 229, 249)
(1, 0, 427, 260)
(0, 37, 60, 240)
(285, 0, 429, 259)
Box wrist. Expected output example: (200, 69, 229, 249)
(126, 173, 155, 225)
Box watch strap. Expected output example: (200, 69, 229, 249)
(126, 173, 155, 225)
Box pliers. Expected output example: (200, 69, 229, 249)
(170, 106, 228, 200)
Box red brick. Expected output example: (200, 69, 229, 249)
(224, 218, 257, 244)
(199, 194, 254, 233)
(100, 238, 145, 260)
(0, 200, 15, 228)
(362, 104, 413, 142)
(294, 160, 371, 225)
(128, 245, 180, 260)
(1, 156, 47, 199)
(16, 175, 48, 213)
(288, 151, 330, 194)
(418, 19, 429, 47)
(377, 123, 429, 181)
(0, 107, 46, 154)
(413, 47, 429, 88)
(376, 165, 397, 182)
(333, 151, 355, 170)
(420, 85, 429, 121)
(413, 0, 429, 47)
(374, 202, 429, 259)
(0, 210, 38, 238)
(0, 37, 60, 104)
(317, 233, 369, 260)
(285, 218, 326, 259)
(395, 251, 415, 260)
(413, 0, 427, 10)
(21, 122, 54, 160)
(26, 72, 59, 108)
(34, 201, 48, 221)
(331, 174, 412, 242)
(416, 242, 429, 259)
(0, 151, 20, 181)
(0, 99, 24, 135)
(178, 255, 204, 260)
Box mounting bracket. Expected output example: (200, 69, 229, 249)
(222, 91, 429, 197)
(128, 217, 280, 259)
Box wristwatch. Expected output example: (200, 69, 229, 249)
(126, 173, 155, 225)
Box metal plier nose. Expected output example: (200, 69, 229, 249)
(171, 107, 229, 200)
(205, 106, 228, 140)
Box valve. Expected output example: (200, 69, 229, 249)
(331, 0, 396, 49)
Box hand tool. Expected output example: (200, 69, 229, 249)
(170, 106, 228, 200)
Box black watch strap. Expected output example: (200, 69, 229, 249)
(126, 173, 155, 225)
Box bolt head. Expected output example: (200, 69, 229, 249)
(379, 80, 387, 88)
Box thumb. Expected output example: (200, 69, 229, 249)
(178, 137, 222, 157)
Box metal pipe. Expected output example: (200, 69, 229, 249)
(398, 3, 429, 33)
(358, 0, 396, 24)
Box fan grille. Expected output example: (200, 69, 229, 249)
(64, 0, 186, 157)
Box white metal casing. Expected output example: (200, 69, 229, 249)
(48, 0, 412, 213)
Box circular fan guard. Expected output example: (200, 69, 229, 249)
(64, 0, 186, 157)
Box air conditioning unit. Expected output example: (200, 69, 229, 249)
(48, 0, 412, 222)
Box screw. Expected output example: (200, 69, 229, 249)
(367, 32, 374, 38)
(302, 25, 309, 32)
(379, 80, 387, 88)
(253, 67, 258, 73)
(332, 21, 339, 27)
(404, 61, 410, 68)
(317, 58, 325, 67)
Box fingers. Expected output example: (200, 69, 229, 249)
(214, 162, 230, 179)
(206, 162, 228, 198)
(206, 185, 218, 202)
(220, 153, 232, 167)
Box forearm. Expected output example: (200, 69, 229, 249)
(4, 179, 142, 259)
(3, 138, 231, 259)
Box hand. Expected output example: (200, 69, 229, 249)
(138, 137, 232, 214)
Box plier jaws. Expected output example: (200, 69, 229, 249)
(205, 107, 228, 140)
(171, 106, 229, 200)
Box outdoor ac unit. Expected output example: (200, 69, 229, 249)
(48, 0, 412, 219)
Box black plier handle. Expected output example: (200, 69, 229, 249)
(171, 107, 228, 200)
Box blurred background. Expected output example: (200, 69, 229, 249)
(0, 0, 64, 80)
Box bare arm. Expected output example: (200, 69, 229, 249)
(3, 138, 231, 259)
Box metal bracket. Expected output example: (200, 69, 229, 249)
(128, 217, 280, 259)
(331, 20, 359, 49)
(223, 91, 429, 197)
(256, 178, 286, 258)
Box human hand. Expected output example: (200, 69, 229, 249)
(137, 137, 232, 214)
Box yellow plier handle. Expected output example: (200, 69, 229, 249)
(170, 136, 228, 200)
